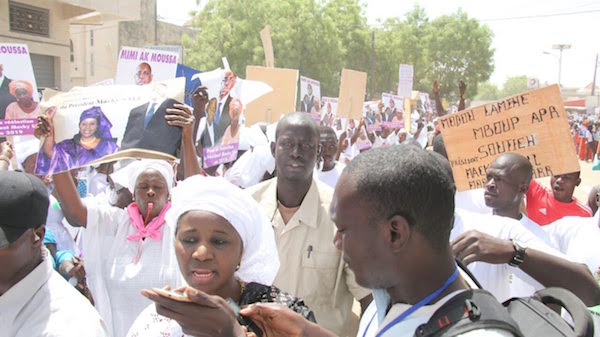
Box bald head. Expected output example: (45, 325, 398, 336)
(492, 153, 533, 185)
(275, 112, 319, 141)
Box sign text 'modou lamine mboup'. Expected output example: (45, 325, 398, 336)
(439, 85, 579, 191)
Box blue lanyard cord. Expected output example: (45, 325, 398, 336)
(364, 266, 459, 337)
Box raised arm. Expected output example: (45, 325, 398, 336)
(165, 103, 203, 179)
(191, 87, 209, 143)
(35, 107, 57, 158)
(458, 80, 467, 112)
(52, 171, 88, 227)
(349, 118, 365, 146)
(433, 80, 446, 117)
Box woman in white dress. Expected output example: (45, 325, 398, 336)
(39, 103, 201, 337)
(126, 176, 315, 337)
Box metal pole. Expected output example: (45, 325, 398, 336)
(592, 54, 598, 96)
(558, 48, 563, 87)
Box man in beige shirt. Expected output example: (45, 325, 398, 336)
(246, 112, 371, 336)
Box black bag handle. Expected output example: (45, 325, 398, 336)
(534, 287, 594, 337)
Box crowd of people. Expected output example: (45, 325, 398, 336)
(1, 77, 599, 337)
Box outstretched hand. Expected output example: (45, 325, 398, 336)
(142, 286, 246, 337)
(240, 303, 306, 337)
(451, 230, 514, 265)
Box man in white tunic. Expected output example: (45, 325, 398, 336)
(0, 171, 108, 337)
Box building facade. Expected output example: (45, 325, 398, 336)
(70, 0, 196, 87)
(0, 0, 139, 91)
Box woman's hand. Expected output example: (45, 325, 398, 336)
(0, 141, 14, 160)
(35, 107, 56, 139)
(165, 104, 195, 139)
(142, 286, 246, 337)
(36, 107, 57, 158)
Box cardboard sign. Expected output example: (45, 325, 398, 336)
(397, 64, 413, 97)
(260, 25, 275, 68)
(338, 69, 367, 121)
(245, 66, 298, 125)
(439, 85, 579, 191)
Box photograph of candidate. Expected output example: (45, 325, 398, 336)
(198, 70, 236, 148)
(134, 62, 153, 86)
(120, 82, 181, 156)
(0, 64, 15, 120)
(36, 106, 118, 175)
(4, 80, 41, 120)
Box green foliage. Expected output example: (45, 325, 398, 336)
(500, 75, 528, 98)
(182, 1, 495, 101)
(474, 81, 500, 100)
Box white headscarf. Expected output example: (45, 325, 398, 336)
(166, 175, 279, 285)
(126, 159, 175, 194)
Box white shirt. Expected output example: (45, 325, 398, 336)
(454, 189, 491, 215)
(82, 203, 181, 337)
(0, 249, 108, 337)
(315, 162, 345, 189)
(451, 209, 570, 302)
(0, 74, 5, 88)
(358, 289, 514, 337)
(508, 214, 555, 298)
(544, 211, 600, 275)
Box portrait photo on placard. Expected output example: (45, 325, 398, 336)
(34, 78, 185, 175)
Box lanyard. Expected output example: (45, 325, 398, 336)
(363, 266, 459, 337)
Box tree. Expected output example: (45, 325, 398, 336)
(182, 2, 495, 103)
(500, 75, 528, 98)
(474, 81, 500, 100)
(424, 9, 495, 102)
(182, 0, 365, 97)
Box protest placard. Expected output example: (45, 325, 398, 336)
(191, 67, 272, 168)
(0, 43, 40, 121)
(300, 76, 321, 121)
(381, 93, 405, 129)
(260, 25, 275, 68)
(321, 97, 338, 127)
(115, 46, 178, 85)
(438, 84, 579, 191)
(397, 64, 413, 97)
(245, 66, 298, 125)
(338, 69, 367, 121)
(34, 78, 185, 175)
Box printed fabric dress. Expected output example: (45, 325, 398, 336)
(126, 282, 316, 337)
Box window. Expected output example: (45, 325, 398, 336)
(9, 1, 50, 37)
(69, 40, 74, 62)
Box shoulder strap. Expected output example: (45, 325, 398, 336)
(414, 289, 523, 337)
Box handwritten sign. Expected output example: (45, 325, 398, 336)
(0, 119, 36, 136)
(439, 85, 579, 191)
(338, 69, 367, 121)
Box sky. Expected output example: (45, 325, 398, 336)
(157, 0, 600, 89)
